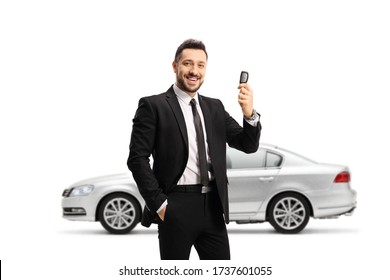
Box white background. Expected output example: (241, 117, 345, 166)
(1, 0, 389, 279)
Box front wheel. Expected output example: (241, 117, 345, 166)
(268, 193, 310, 234)
(98, 193, 140, 234)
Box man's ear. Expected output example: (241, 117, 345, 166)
(172, 61, 177, 73)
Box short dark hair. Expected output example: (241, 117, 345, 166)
(174, 39, 208, 62)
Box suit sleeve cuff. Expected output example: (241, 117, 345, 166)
(244, 109, 260, 127)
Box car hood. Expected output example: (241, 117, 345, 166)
(69, 173, 133, 188)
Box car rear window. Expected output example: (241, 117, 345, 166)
(227, 149, 283, 169)
(266, 152, 283, 168)
(227, 149, 265, 169)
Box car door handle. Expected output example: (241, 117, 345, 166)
(259, 177, 274, 182)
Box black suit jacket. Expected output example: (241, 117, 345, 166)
(127, 85, 261, 227)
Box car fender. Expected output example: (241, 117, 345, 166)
(92, 183, 145, 221)
(259, 187, 314, 220)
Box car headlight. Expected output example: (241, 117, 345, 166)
(68, 184, 94, 197)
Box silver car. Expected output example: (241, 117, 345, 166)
(61, 144, 357, 234)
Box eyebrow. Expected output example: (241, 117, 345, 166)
(182, 59, 206, 65)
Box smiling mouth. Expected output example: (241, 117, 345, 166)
(186, 75, 200, 84)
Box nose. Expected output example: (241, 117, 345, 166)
(189, 65, 199, 76)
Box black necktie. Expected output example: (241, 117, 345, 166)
(190, 99, 209, 186)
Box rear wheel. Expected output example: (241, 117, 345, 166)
(98, 193, 140, 234)
(268, 193, 310, 234)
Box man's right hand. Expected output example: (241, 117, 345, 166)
(157, 206, 167, 221)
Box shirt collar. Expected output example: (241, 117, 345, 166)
(173, 84, 199, 105)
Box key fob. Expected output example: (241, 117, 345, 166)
(239, 71, 249, 83)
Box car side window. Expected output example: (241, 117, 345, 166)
(266, 152, 283, 168)
(227, 149, 266, 169)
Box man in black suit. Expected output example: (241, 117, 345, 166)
(127, 39, 261, 260)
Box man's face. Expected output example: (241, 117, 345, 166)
(173, 48, 207, 96)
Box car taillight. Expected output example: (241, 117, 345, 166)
(334, 171, 350, 183)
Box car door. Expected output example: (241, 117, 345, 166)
(227, 148, 282, 215)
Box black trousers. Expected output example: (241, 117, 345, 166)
(158, 190, 230, 260)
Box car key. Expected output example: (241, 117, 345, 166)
(239, 71, 249, 83)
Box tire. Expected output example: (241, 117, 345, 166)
(268, 193, 310, 234)
(98, 193, 140, 234)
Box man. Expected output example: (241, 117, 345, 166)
(127, 39, 261, 260)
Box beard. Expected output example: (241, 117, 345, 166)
(176, 73, 203, 94)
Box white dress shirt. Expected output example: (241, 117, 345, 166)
(173, 84, 214, 185)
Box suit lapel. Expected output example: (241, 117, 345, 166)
(165, 86, 189, 149)
(165, 88, 213, 154)
(198, 95, 213, 145)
